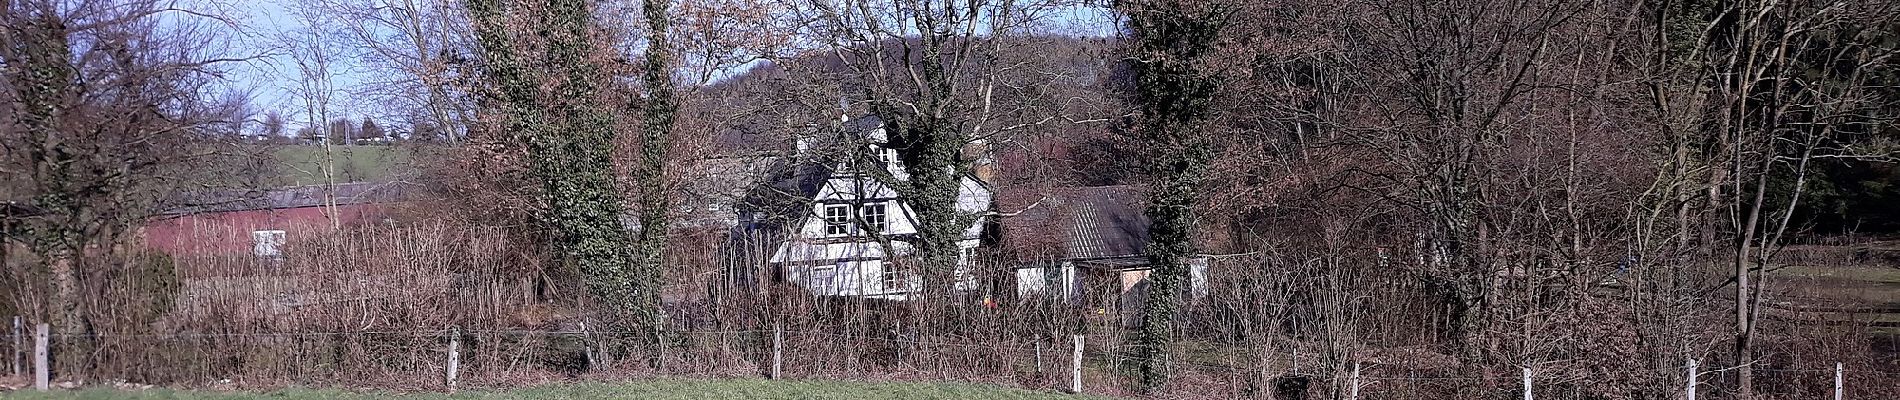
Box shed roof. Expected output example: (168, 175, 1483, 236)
(163, 182, 406, 215)
(996, 185, 1150, 262)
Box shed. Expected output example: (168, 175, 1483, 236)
(996, 185, 1207, 324)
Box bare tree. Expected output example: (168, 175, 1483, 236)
(261, 110, 288, 139)
(319, 0, 473, 144)
(0, 0, 257, 334)
(777, 0, 1077, 300)
(1645, 0, 1900, 394)
(282, 2, 346, 229)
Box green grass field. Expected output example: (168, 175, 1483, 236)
(272, 145, 411, 185)
(5, 380, 1107, 400)
(1768, 263, 1900, 306)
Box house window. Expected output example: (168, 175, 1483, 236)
(874, 147, 895, 165)
(860, 203, 887, 234)
(881, 268, 905, 292)
(808, 266, 838, 294)
(824, 204, 851, 236)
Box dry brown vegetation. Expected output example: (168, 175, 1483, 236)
(4, 0, 1900, 398)
(2, 221, 1894, 399)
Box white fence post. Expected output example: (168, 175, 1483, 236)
(1685, 358, 1698, 400)
(1348, 361, 1361, 400)
(770, 323, 782, 380)
(1834, 362, 1843, 400)
(10, 316, 19, 377)
(1522, 366, 1533, 400)
(445, 327, 460, 391)
(1070, 334, 1083, 394)
(33, 323, 48, 391)
(1033, 335, 1043, 374)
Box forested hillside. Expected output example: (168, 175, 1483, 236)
(2, 0, 1896, 398)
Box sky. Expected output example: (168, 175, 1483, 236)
(215, 1, 1117, 134)
(221, 0, 368, 131)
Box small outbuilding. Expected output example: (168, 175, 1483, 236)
(995, 185, 1206, 324)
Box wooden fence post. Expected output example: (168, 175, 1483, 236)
(1685, 359, 1698, 400)
(1348, 361, 1361, 400)
(1033, 334, 1043, 374)
(770, 324, 782, 380)
(1833, 362, 1843, 400)
(33, 323, 48, 391)
(1069, 334, 1084, 394)
(445, 327, 460, 391)
(10, 316, 19, 377)
(654, 324, 667, 372)
(580, 320, 596, 369)
(1522, 366, 1533, 400)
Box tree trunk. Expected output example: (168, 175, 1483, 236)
(465, 0, 651, 334)
(633, 0, 679, 359)
(1116, 0, 1229, 391)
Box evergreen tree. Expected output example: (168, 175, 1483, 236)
(359, 118, 387, 141)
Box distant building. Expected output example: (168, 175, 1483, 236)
(142, 182, 406, 256)
(731, 116, 992, 300)
(674, 156, 781, 231)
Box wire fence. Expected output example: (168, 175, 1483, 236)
(6, 317, 1900, 398)
(4, 223, 1898, 398)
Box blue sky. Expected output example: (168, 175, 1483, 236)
(220, 1, 1116, 133)
(222, 0, 366, 130)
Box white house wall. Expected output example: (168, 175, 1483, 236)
(1015, 262, 1078, 301)
(784, 258, 917, 300)
(771, 126, 993, 299)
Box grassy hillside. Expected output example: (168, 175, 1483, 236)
(273, 145, 412, 185)
(5, 380, 1110, 400)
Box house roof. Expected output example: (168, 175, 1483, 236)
(732, 114, 887, 226)
(996, 185, 1150, 263)
(674, 156, 782, 229)
(163, 182, 406, 215)
(0, 201, 44, 235)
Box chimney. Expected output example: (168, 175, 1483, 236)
(966, 138, 995, 184)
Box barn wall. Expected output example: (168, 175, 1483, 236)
(142, 204, 392, 256)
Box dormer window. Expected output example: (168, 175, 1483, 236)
(824, 204, 851, 236)
(874, 147, 895, 165)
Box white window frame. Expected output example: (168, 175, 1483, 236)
(823, 204, 851, 236)
(859, 202, 887, 234)
(874, 147, 896, 165)
(808, 265, 839, 294)
(881, 268, 905, 292)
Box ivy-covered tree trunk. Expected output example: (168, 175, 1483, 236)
(631, 0, 678, 343)
(9, 8, 86, 335)
(466, 0, 652, 332)
(873, 115, 970, 300)
(858, 29, 979, 301)
(1115, 0, 1229, 392)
